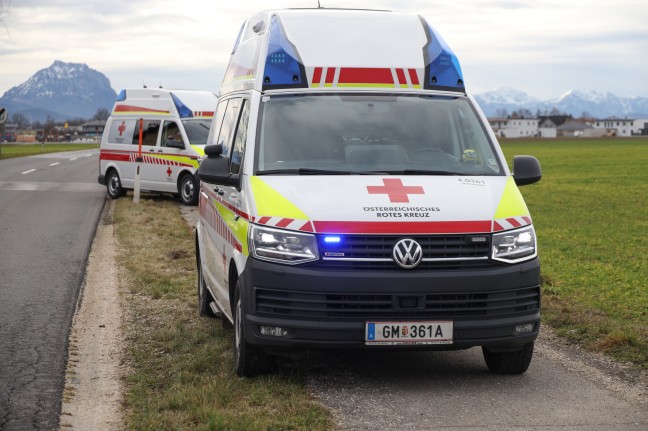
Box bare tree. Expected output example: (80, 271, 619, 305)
(0, 0, 10, 27)
(11, 113, 30, 129)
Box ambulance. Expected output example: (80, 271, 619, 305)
(195, 9, 543, 376)
(98, 88, 218, 205)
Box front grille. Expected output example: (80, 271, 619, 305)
(255, 286, 540, 320)
(314, 234, 496, 270)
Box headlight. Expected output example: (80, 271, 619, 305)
(249, 224, 319, 265)
(491, 225, 537, 263)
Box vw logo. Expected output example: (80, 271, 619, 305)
(392, 239, 423, 269)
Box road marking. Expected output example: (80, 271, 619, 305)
(49, 162, 60, 167)
(70, 157, 78, 161)
(0, 181, 104, 192)
(21, 169, 36, 175)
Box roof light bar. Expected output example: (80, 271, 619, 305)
(171, 93, 193, 118)
(262, 15, 308, 91)
(420, 18, 465, 93)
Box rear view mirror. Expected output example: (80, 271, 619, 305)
(198, 145, 240, 187)
(513, 155, 542, 186)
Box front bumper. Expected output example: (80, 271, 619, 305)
(239, 257, 541, 351)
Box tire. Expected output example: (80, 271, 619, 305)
(482, 342, 534, 375)
(197, 254, 215, 317)
(233, 281, 273, 377)
(178, 173, 199, 206)
(106, 170, 123, 200)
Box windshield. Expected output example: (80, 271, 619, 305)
(256, 94, 503, 175)
(182, 119, 211, 146)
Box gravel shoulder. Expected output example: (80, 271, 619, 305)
(59, 200, 124, 430)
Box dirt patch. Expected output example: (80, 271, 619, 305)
(59, 200, 125, 430)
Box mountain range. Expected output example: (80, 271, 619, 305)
(0, 61, 116, 123)
(474, 87, 648, 119)
(1, 62, 647, 123)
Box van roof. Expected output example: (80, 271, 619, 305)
(112, 88, 217, 119)
(221, 9, 465, 95)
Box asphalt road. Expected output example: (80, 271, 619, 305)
(0, 149, 105, 430)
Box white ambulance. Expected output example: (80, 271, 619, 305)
(196, 9, 543, 376)
(98, 88, 218, 205)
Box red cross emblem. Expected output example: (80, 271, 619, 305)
(166, 167, 173, 177)
(367, 178, 424, 203)
(117, 121, 126, 136)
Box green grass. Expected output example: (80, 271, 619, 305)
(114, 197, 332, 430)
(500, 138, 648, 366)
(0, 143, 98, 159)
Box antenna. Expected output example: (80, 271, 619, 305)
(143, 80, 147, 89)
(318, 1, 322, 8)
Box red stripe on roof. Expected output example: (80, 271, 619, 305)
(312, 67, 323, 84)
(408, 69, 420, 85)
(395, 69, 406, 85)
(114, 105, 170, 114)
(325, 68, 336, 84)
(313, 220, 491, 234)
(338, 68, 394, 85)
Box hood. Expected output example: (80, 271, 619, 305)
(248, 175, 531, 235)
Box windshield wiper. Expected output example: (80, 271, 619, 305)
(256, 168, 359, 175)
(384, 169, 463, 176)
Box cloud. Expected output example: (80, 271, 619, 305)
(1, 0, 647, 98)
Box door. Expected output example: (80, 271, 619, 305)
(133, 119, 162, 190)
(200, 97, 244, 307)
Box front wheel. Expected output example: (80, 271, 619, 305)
(178, 174, 198, 206)
(482, 342, 534, 374)
(106, 170, 123, 199)
(233, 281, 273, 377)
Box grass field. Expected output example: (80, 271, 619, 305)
(500, 138, 648, 366)
(115, 198, 331, 430)
(0, 143, 98, 159)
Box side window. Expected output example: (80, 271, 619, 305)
(207, 100, 229, 147)
(107, 119, 136, 145)
(161, 120, 184, 148)
(215, 98, 242, 157)
(230, 100, 250, 175)
(132, 119, 161, 146)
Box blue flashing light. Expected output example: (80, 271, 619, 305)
(421, 20, 465, 92)
(116, 89, 126, 101)
(170, 93, 193, 118)
(262, 15, 307, 90)
(323, 236, 342, 244)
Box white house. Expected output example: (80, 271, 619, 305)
(488, 116, 539, 138)
(592, 118, 648, 136)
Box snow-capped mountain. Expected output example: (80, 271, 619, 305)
(0, 61, 116, 122)
(474, 88, 648, 118)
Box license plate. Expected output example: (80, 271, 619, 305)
(365, 321, 453, 345)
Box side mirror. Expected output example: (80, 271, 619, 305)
(165, 139, 185, 149)
(513, 155, 542, 186)
(198, 144, 240, 187)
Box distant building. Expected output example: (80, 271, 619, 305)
(537, 115, 572, 138)
(487, 116, 539, 138)
(592, 118, 648, 136)
(81, 120, 107, 136)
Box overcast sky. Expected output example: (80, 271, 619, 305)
(1, 0, 647, 99)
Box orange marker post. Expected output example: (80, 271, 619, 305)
(133, 118, 143, 203)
